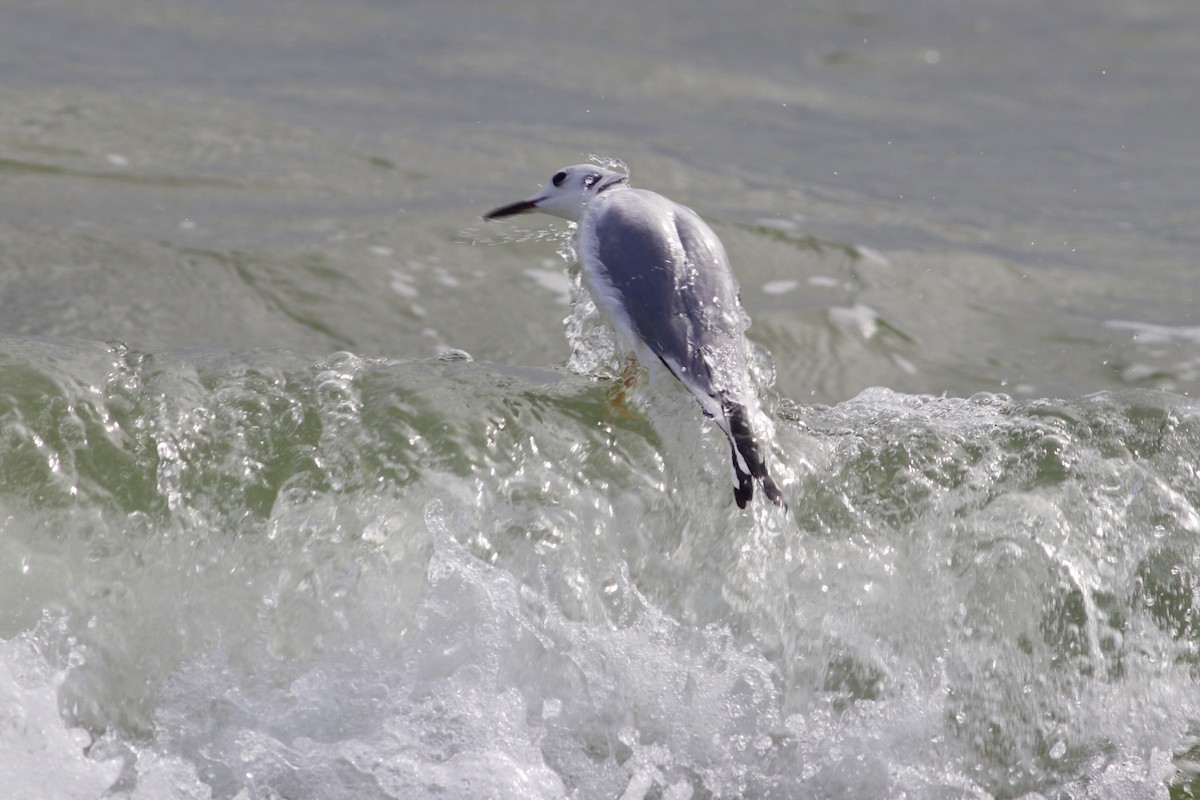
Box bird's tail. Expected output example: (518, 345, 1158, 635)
(722, 400, 785, 510)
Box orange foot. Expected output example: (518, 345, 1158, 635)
(607, 355, 642, 418)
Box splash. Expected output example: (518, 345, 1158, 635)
(2, 341, 1199, 798)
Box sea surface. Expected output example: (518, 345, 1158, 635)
(1, 0, 1199, 798)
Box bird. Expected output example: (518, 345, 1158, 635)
(484, 164, 785, 510)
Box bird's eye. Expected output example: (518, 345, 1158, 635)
(551, 171, 567, 187)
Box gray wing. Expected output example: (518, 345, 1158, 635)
(590, 191, 746, 393)
(590, 191, 784, 510)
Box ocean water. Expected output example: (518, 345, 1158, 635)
(2, 0, 1199, 798)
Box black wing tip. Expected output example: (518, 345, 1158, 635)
(732, 469, 788, 511)
(734, 472, 754, 509)
(725, 401, 788, 512)
(760, 474, 788, 511)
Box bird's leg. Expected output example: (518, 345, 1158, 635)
(607, 354, 642, 415)
(620, 353, 641, 389)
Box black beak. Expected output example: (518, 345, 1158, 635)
(483, 198, 540, 220)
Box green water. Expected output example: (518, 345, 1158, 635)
(1, 0, 1198, 797)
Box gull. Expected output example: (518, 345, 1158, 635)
(485, 164, 784, 510)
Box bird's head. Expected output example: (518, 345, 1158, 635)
(484, 165, 629, 222)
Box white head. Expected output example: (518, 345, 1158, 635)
(484, 164, 629, 222)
